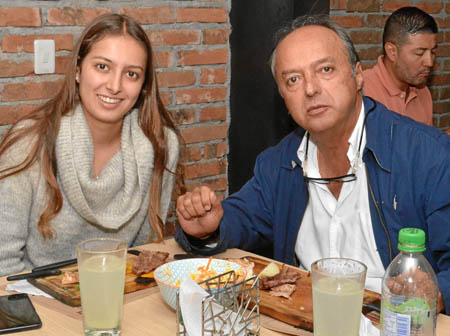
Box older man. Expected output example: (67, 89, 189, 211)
(175, 15, 450, 314)
(363, 7, 438, 126)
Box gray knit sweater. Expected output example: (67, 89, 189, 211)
(0, 105, 179, 276)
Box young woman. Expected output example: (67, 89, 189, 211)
(0, 14, 182, 276)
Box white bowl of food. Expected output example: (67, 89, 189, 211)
(153, 258, 245, 310)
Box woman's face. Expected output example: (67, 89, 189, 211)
(77, 34, 147, 128)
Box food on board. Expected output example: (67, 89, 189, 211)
(132, 250, 169, 276)
(259, 262, 280, 279)
(260, 265, 302, 299)
(260, 265, 301, 290)
(269, 283, 297, 299)
(61, 271, 79, 285)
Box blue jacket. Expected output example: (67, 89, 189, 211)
(176, 97, 450, 313)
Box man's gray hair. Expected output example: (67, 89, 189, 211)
(269, 14, 360, 78)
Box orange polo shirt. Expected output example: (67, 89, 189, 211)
(363, 56, 433, 126)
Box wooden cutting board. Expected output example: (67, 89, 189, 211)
(27, 253, 157, 307)
(247, 256, 381, 332)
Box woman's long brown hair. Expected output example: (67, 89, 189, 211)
(0, 14, 183, 241)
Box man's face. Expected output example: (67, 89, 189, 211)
(274, 26, 363, 136)
(392, 32, 437, 88)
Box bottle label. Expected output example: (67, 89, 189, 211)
(382, 309, 411, 335)
(382, 296, 432, 335)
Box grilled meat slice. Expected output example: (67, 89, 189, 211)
(269, 283, 297, 299)
(260, 265, 301, 290)
(132, 251, 169, 276)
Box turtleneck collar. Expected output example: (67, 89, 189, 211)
(55, 105, 154, 230)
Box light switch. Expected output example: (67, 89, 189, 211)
(34, 40, 55, 74)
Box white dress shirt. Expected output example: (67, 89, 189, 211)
(295, 104, 386, 293)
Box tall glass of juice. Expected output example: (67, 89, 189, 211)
(77, 238, 127, 336)
(311, 258, 367, 336)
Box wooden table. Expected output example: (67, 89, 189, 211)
(1, 238, 449, 335)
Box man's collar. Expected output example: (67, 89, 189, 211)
(297, 103, 365, 172)
(282, 97, 393, 173)
(363, 96, 392, 173)
(281, 128, 305, 170)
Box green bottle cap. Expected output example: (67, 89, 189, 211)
(398, 228, 426, 252)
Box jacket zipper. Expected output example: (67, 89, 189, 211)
(365, 164, 393, 262)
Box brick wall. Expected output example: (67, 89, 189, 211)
(331, 0, 450, 130)
(0, 0, 231, 236)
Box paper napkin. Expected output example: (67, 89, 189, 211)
(360, 314, 380, 336)
(179, 277, 251, 336)
(5, 280, 53, 299)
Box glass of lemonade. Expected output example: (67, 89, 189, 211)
(77, 238, 127, 336)
(311, 258, 367, 336)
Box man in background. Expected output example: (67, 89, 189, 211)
(363, 6, 438, 126)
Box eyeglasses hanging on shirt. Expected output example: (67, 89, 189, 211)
(302, 99, 377, 185)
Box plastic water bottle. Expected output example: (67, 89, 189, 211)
(381, 228, 438, 336)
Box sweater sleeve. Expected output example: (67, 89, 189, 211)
(0, 173, 34, 276)
(0, 134, 37, 276)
